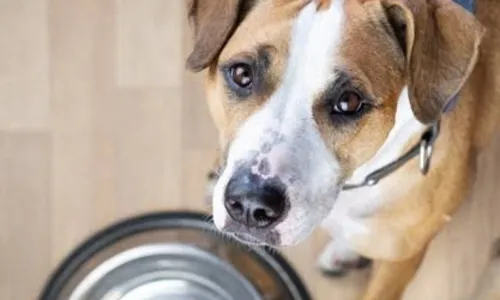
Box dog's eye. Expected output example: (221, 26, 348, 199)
(324, 73, 372, 124)
(229, 63, 253, 89)
(332, 92, 364, 115)
(223, 61, 256, 97)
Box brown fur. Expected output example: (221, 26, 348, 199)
(186, 0, 500, 299)
(316, 0, 333, 10)
(395, 0, 484, 124)
(186, 0, 244, 71)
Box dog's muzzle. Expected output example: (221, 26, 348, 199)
(221, 167, 289, 245)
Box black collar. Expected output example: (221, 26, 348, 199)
(343, 122, 440, 191)
(342, 0, 475, 191)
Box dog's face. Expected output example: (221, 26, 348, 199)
(187, 0, 483, 246)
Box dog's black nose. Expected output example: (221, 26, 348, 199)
(224, 173, 287, 228)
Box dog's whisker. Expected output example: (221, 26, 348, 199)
(200, 214, 214, 225)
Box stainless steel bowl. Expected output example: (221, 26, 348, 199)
(39, 212, 311, 300)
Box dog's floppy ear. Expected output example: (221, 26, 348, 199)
(186, 0, 243, 72)
(382, 0, 485, 124)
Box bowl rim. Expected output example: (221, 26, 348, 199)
(38, 210, 313, 300)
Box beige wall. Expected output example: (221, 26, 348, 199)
(0, 1, 499, 300)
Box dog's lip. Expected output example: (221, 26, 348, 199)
(228, 231, 281, 247)
(231, 232, 264, 245)
(222, 221, 281, 246)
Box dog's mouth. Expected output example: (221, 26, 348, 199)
(231, 232, 264, 245)
(222, 221, 282, 247)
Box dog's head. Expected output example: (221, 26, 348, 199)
(186, 0, 484, 246)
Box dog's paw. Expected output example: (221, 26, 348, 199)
(317, 239, 372, 277)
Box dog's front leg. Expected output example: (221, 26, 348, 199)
(361, 248, 427, 300)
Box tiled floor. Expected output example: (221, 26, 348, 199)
(0, 1, 499, 299)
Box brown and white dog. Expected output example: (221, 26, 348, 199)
(186, 0, 500, 299)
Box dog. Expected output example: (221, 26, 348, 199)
(186, 0, 500, 299)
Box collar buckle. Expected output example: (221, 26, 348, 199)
(419, 122, 440, 175)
